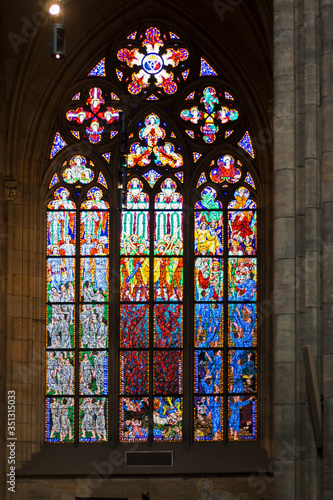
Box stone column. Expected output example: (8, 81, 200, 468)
(320, 1, 333, 498)
(273, 0, 297, 498)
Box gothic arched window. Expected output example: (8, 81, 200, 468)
(45, 25, 258, 444)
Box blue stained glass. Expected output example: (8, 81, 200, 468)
(98, 172, 108, 188)
(193, 152, 202, 162)
(245, 172, 256, 189)
(228, 395, 257, 441)
(153, 397, 182, 441)
(169, 31, 180, 39)
(72, 92, 80, 100)
(194, 349, 223, 394)
(102, 152, 111, 163)
(175, 171, 183, 182)
(194, 396, 223, 441)
(50, 132, 67, 159)
(238, 132, 255, 158)
(49, 173, 60, 188)
(200, 58, 218, 76)
(88, 58, 106, 76)
(127, 32, 137, 40)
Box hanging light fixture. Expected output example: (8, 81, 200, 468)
(49, 0, 66, 59)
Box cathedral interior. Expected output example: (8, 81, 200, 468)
(1, 0, 332, 499)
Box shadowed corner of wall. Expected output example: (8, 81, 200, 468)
(196, 479, 235, 500)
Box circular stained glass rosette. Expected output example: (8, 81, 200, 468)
(142, 54, 164, 75)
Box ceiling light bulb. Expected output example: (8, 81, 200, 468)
(49, 3, 61, 15)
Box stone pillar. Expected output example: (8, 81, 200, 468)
(273, 0, 297, 498)
(320, 1, 333, 498)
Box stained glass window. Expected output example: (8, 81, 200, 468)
(46, 24, 260, 445)
(194, 172, 257, 442)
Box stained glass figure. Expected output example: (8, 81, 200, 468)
(228, 211, 257, 255)
(195, 187, 222, 209)
(50, 132, 67, 159)
(79, 397, 108, 442)
(48, 187, 75, 209)
(80, 351, 108, 395)
(228, 304, 257, 348)
(153, 351, 182, 393)
(228, 350, 256, 393)
(120, 397, 149, 441)
(228, 187, 256, 209)
(194, 396, 223, 441)
(88, 58, 106, 77)
(154, 257, 183, 301)
(47, 211, 75, 252)
(154, 178, 183, 209)
(117, 27, 189, 95)
(80, 257, 109, 299)
(80, 211, 109, 252)
(181, 87, 239, 144)
(154, 210, 183, 255)
(120, 351, 149, 394)
(121, 210, 149, 255)
(46, 351, 74, 395)
(153, 397, 182, 441)
(46, 397, 74, 442)
(126, 178, 149, 209)
(228, 395, 256, 441)
(228, 258, 257, 302)
(200, 58, 218, 76)
(66, 107, 93, 124)
(63, 155, 94, 184)
(49, 173, 60, 188)
(194, 211, 223, 256)
(195, 349, 223, 394)
(79, 304, 108, 348)
(142, 169, 161, 187)
(86, 118, 104, 144)
(195, 303, 223, 348)
(238, 131, 255, 158)
(194, 257, 224, 302)
(120, 257, 149, 301)
(47, 255, 75, 300)
(47, 305, 75, 349)
(120, 304, 149, 348)
(81, 187, 109, 208)
(210, 155, 241, 184)
(154, 304, 182, 348)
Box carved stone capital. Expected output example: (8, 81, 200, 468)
(5, 181, 21, 202)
